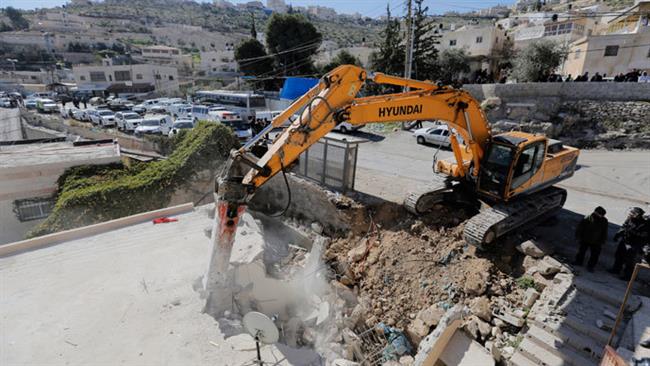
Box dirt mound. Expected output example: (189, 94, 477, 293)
(324, 206, 524, 333)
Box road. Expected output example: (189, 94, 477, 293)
(0, 108, 23, 141)
(352, 123, 650, 226)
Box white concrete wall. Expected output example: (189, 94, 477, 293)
(199, 50, 237, 74)
(462, 82, 650, 102)
(73, 64, 180, 93)
(562, 32, 650, 76)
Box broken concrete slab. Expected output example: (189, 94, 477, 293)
(438, 329, 495, 366)
(523, 288, 540, 308)
(469, 296, 491, 322)
(418, 304, 446, 327)
(517, 240, 548, 258)
(537, 256, 565, 276)
(413, 305, 466, 366)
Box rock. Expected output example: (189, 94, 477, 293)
(407, 318, 430, 345)
(417, 304, 445, 327)
(522, 255, 539, 275)
(597, 319, 613, 331)
(366, 247, 380, 265)
(347, 239, 369, 263)
(537, 256, 563, 276)
(516, 240, 546, 258)
(502, 346, 515, 358)
(340, 275, 355, 286)
(465, 316, 491, 340)
(470, 296, 492, 322)
(523, 288, 540, 308)
(464, 271, 488, 296)
(603, 309, 617, 320)
(311, 222, 324, 234)
(331, 280, 358, 305)
(399, 355, 415, 365)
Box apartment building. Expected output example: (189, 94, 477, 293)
(73, 59, 179, 95)
(435, 24, 508, 74)
(199, 50, 238, 75)
(561, 0, 650, 77)
(138, 45, 193, 70)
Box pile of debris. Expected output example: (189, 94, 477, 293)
(318, 204, 557, 363)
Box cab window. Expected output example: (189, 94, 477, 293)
(511, 142, 545, 189)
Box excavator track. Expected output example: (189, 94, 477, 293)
(463, 186, 567, 248)
(404, 174, 453, 215)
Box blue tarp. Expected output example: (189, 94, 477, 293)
(279, 77, 319, 100)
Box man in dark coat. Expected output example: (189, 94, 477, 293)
(610, 207, 650, 280)
(574, 206, 608, 272)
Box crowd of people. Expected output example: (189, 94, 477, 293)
(466, 69, 650, 84)
(575, 206, 650, 280)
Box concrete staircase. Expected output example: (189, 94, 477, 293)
(509, 272, 631, 366)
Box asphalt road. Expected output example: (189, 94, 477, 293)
(352, 123, 650, 226)
(0, 108, 23, 141)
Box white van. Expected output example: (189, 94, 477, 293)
(134, 114, 173, 137)
(209, 111, 252, 141)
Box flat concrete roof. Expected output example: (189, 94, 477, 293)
(0, 206, 309, 365)
(0, 141, 120, 170)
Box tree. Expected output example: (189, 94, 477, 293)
(266, 13, 322, 76)
(436, 49, 471, 84)
(369, 4, 404, 76)
(410, 0, 439, 80)
(235, 38, 273, 76)
(493, 37, 515, 80)
(321, 50, 360, 74)
(250, 12, 257, 40)
(4, 7, 29, 30)
(511, 40, 568, 82)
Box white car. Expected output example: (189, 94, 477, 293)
(24, 99, 38, 109)
(168, 120, 194, 137)
(36, 98, 59, 113)
(413, 125, 455, 147)
(72, 109, 88, 121)
(134, 114, 173, 137)
(91, 109, 116, 127)
(333, 121, 364, 134)
(132, 104, 146, 114)
(115, 111, 143, 132)
(0, 97, 12, 108)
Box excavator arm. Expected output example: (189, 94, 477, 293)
(209, 65, 492, 277)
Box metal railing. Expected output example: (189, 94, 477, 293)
(296, 135, 359, 193)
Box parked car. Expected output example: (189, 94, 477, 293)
(413, 125, 455, 147)
(90, 109, 116, 127)
(115, 111, 143, 132)
(168, 120, 195, 137)
(134, 114, 173, 137)
(29, 91, 55, 99)
(167, 103, 192, 117)
(132, 104, 146, 114)
(36, 99, 59, 113)
(24, 99, 38, 109)
(333, 121, 364, 134)
(88, 96, 104, 105)
(148, 105, 167, 114)
(0, 97, 12, 108)
(140, 99, 163, 112)
(72, 109, 89, 121)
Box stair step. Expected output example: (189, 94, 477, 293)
(529, 319, 604, 360)
(525, 325, 599, 366)
(517, 338, 569, 366)
(563, 314, 611, 346)
(509, 351, 540, 366)
(573, 276, 626, 308)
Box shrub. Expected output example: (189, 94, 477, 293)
(28, 122, 239, 237)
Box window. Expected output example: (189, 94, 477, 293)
(155, 74, 162, 80)
(136, 73, 143, 80)
(14, 197, 55, 221)
(108, 74, 112, 82)
(511, 142, 544, 190)
(114, 70, 131, 81)
(89, 71, 106, 82)
(574, 49, 581, 59)
(80, 75, 86, 81)
(604, 45, 619, 57)
(476, 36, 483, 43)
(449, 39, 457, 46)
(168, 75, 174, 81)
(212, 58, 216, 62)
(647, 48, 650, 58)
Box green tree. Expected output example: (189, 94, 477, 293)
(511, 40, 568, 82)
(235, 38, 273, 76)
(250, 12, 257, 40)
(369, 5, 404, 76)
(266, 13, 322, 76)
(493, 37, 515, 80)
(321, 50, 360, 74)
(411, 0, 439, 80)
(4, 7, 29, 30)
(436, 49, 470, 84)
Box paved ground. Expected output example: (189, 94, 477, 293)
(0, 206, 315, 366)
(353, 123, 650, 226)
(0, 108, 23, 141)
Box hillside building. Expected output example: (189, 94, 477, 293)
(199, 50, 238, 75)
(434, 24, 508, 75)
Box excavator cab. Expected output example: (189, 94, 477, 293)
(476, 133, 550, 202)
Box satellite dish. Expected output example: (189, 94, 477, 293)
(243, 311, 279, 345)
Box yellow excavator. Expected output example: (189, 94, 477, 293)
(210, 65, 579, 273)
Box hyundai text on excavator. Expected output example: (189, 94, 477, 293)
(209, 64, 579, 276)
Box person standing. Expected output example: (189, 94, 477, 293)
(574, 206, 608, 272)
(610, 207, 650, 280)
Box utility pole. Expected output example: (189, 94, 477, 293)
(403, 0, 414, 83)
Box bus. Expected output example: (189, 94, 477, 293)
(193, 90, 266, 122)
